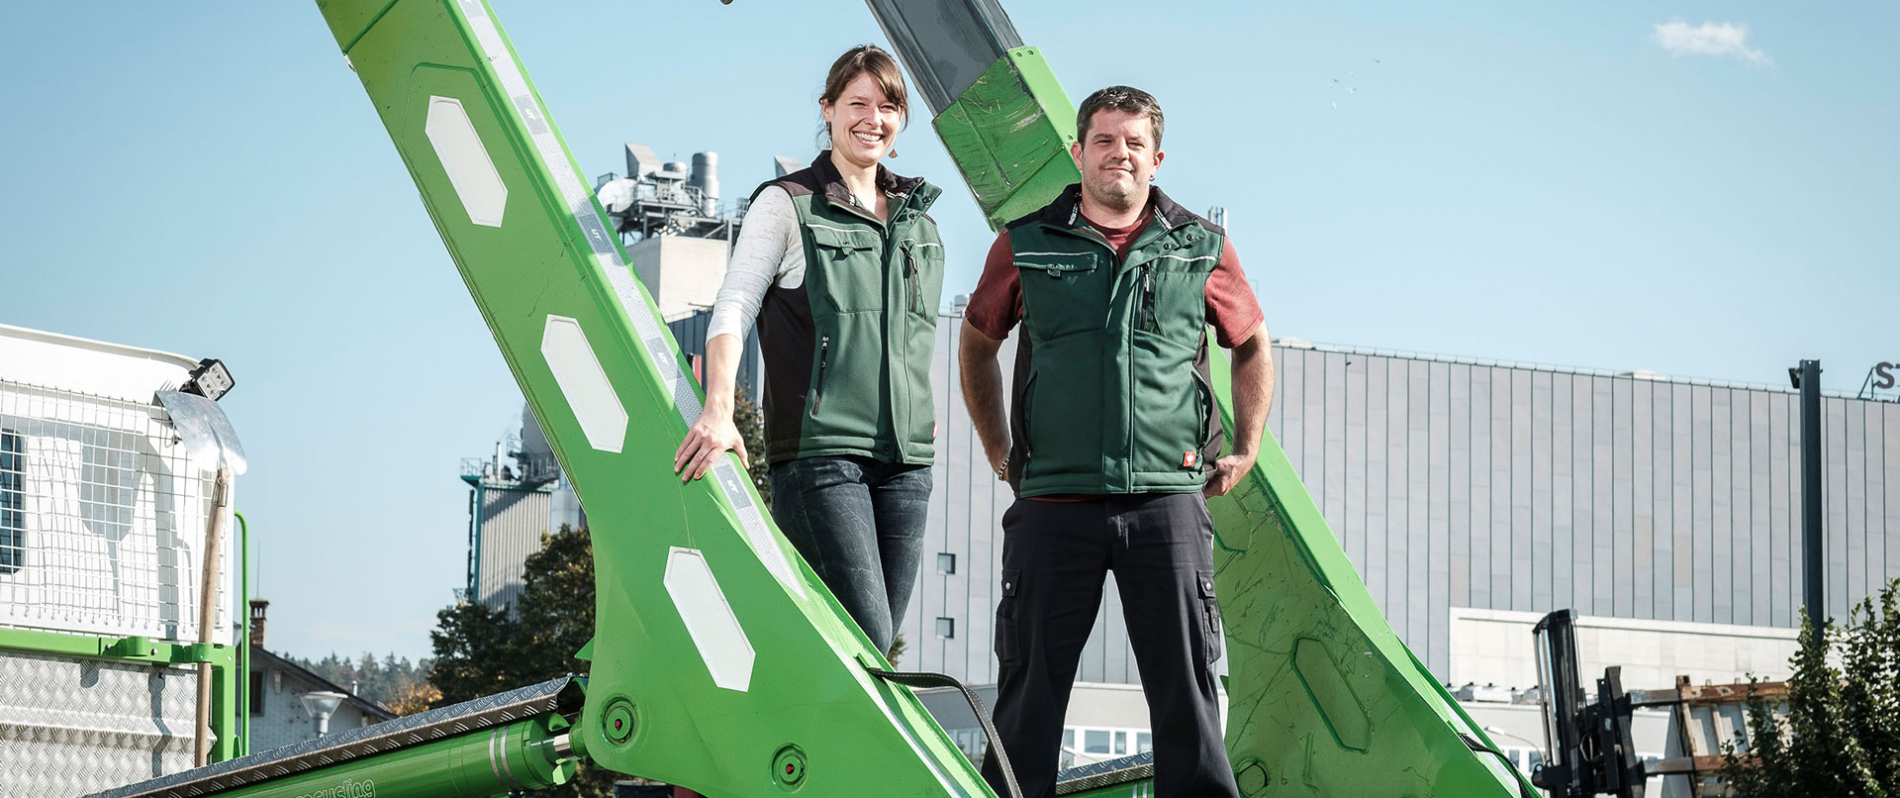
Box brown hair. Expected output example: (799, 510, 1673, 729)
(1076, 85, 1165, 148)
(821, 45, 910, 132)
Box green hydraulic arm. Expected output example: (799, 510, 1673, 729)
(867, 1, 1538, 795)
(300, 0, 996, 796)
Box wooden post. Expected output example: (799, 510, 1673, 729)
(194, 466, 232, 767)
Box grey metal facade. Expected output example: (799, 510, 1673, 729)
(1268, 344, 1899, 676)
(898, 315, 1900, 682)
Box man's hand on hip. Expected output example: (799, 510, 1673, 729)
(1201, 452, 1255, 498)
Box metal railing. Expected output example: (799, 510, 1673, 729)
(0, 379, 235, 644)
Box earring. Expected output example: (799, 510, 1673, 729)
(888, 148, 899, 159)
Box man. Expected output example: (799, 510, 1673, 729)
(959, 85, 1273, 798)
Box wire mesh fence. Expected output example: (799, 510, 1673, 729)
(0, 379, 235, 644)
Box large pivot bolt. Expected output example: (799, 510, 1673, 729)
(601, 698, 637, 745)
(772, 744, 806, 792)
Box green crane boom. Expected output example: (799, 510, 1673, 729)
(95, 1, 1538, 796)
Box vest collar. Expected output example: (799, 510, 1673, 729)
(810, 150, 939, 215)
(1041, 183, 1199, 233)
(1038, 184, 1205, 270)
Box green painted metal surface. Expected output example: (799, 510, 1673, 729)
(238, 510, 252, 757)
(932, 47, 1079, 229)
(931, 47, 1537, 797)
(310, 1, 990, 795)
(0, 627, 224, 666)
(207, 716, 572, 798)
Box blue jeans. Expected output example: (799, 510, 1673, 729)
(770, 456, 931, 654)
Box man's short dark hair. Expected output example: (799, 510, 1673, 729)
(1076, 86, 1165, 148)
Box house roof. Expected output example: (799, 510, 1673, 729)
(250, 645, 398, 722)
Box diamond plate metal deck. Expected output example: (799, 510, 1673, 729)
(89, 676, 580, 798)
(1055, 751, 1154, 796)
(0, 648, 199, 798)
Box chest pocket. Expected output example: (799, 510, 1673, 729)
(903, 240, 945, 319)
(1145, 252, 1217, 343)
(1016, 252, 1105, 341)
(808, 223, 886, 313)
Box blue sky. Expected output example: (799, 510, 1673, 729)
(2, 2, 1893, 662)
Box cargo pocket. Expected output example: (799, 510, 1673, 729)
(808, 223, 884, 313)
(1197, 569, 1223, 665)
(996, 567, 1022, 666)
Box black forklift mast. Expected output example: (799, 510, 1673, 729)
(1532, 610, 1647, 798)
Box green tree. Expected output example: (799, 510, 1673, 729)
(427, 525, 612, 797)
(1722, 579, 1900, 797)
(733, 383, 771, 504)
(887, 632, 907, 669)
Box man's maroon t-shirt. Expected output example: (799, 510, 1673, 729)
(964, 209, 1264, 500)
(964, 211, 1262, 347)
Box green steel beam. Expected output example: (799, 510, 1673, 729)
(924, 47, 1538, 796)
(310, 1, 990, 796)
(0, 627, 237, 668)
(238, 510, 252, 758)
(931, 47, 1078, 231)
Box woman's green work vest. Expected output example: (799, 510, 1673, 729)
(752, 154, 944, 466)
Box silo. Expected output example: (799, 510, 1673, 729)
(689, 151, 720, 216)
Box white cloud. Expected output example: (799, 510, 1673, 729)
(1652, 20, 1772, 66)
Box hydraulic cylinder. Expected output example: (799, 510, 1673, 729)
(205, 715, 574, 798)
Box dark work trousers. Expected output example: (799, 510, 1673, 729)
(770, 455, 931, 654)
(980, 493, 1238, 798)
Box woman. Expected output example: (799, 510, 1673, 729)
(674, 45, 945, 656)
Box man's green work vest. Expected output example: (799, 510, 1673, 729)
(752, 153, 944, 466)
(1005, 185, 1226, 497)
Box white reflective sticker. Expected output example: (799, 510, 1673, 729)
(664, 547, 756, 692)
(540, 316, 628, 453)
(712, 461, 805, 598)
(424, 96, 508, 227)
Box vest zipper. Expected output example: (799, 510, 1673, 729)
(1022, 373, 1037, 461)
(905, 250, 921, 313)
(1140, 264, 1158, 332)
(813, 335, 830, 414)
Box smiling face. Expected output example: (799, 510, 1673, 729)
(1071, 108, 1164, 213)
(821, 73, 904, 169)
